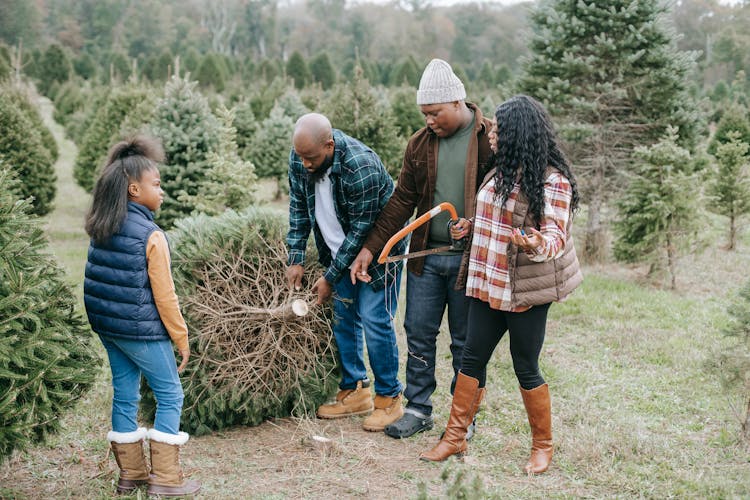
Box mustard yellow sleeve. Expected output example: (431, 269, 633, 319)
(146, 231, 189, 352)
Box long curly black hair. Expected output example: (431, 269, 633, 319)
(492, 95, 579, 224)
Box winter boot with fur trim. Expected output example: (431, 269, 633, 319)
(147, 429, 201, 497)
(107, 427, 150, 494)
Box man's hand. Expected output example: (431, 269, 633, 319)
(350, 247, 374, 284)
(177, 347, 190, 373)
(311, 276, 333, 304)
(286, 264, 304, 291)
(449, 217, 472, 240)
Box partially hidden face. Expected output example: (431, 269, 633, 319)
(129, 167, 164, 211)
(419, 101, 465, 138)
(293, 134, 335, 174)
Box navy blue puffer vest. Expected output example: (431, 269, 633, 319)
(84, 201, 169, 341)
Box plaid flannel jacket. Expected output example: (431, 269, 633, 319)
(287, 129, 407, 289)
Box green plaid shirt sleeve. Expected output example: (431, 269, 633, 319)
(323, 150, 390, 284)
(287, 148, 310, 266)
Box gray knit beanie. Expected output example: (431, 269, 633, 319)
(416, 59, 466, 105)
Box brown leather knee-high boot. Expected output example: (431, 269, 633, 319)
(419, 372, 485, 462)
(520, 383, 553, 474)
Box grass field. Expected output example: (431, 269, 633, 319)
(0, 97, 748, 499)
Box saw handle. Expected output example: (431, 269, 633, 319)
(377, 202, 460, 264)
(447, 219, 467, 251)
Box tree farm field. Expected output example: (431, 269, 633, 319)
(1, 99, 748, 499)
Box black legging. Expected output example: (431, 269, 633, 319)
(461, 298, 551, 390)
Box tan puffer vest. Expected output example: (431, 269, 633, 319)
(457, 167, 583, 308)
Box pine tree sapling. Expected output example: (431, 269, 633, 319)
(247, 104, 294, 199)
(322, 64, 405, 178)
(140, 208, 338, 435)
(179, 105, 257, 215)
(708, 132, 750, 250)
(613, 127, 698, 289)
(149, 75, 220, 228)
(520, 0, 701, 262)
(0, 91, 56, 216)
(73, 84, 156, 191)
(708, 105, 750, 157)
(0, 168, 100, 463)
(717, 280, 750, 442)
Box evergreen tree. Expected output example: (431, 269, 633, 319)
(708, 132, 750, 250)
(0, 168, 100, 462)
(149, 75, 221, 228)
(389, 85, 424, 138)
(0, 92, 55, 216)
(233, 98, 257, 158)
(105, 50, 131, 84)
(36, 44, 72, 97)
(321, 64, 405, 178)
(716, 279, 750, 442)
(74, 84, 156, 192)
(708, 105, 750, 157)
(520, 0, 701, 262)
(309, 52, 336, 90)
(613, 127, 697, 289)
(275, 89, 309, 121)
(73, 52, 96, 80)
(195, 52, 227, 92)
(179, 105, 257, 215)
(1, 85, 58, 163)
(389, 56, 420, 87)
(143, 49, 174, 83)
(246, 104, 294, 199)
(286, 51, 311, 90)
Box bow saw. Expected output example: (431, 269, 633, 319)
(377, 202, 467, 264)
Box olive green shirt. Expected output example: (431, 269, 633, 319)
(428, 112, 475, 250)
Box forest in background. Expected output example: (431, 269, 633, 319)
(1, 0, 748, 92)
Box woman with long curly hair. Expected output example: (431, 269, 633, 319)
(419, 95, 583, 474)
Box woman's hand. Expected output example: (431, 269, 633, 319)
(450, 218, 472, 240)
(510, 227, 544, 252)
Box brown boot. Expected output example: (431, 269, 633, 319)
(520, 383, 553, 474)
(147, 429, 201, 497)
(362, 394, 404, 431)
(419, 372, 484, 461)
(108, 427, 149, 494)
(316, 379, 373, 419)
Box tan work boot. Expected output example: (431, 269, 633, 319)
(107, 427, 150, 494)
(363, 393, 404, 432)
(147, 429, 201, 497)
(317, 379, 374, 419)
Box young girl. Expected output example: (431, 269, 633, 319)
(84, 135, 200, 496)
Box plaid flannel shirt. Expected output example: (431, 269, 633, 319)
(466, 171, 573, 311)
(287, 129, 407, 289)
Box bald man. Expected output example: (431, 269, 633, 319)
(285, 113, 408, 432)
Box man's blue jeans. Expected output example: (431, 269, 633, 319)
(403, 253, 469, 416)
(99, 336, 184, 435)
(332, 267, 403, 397)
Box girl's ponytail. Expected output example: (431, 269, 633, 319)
(85, 135, 165, 244)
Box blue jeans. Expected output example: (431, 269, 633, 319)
(332, 267, 403, 397)
(99, 336, 184, 434)
(403, 253, 469, 416)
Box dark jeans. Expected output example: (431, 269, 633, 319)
(403, 253, 469, 416)
(461, 298, 551, 390)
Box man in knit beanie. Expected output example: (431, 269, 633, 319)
(350, 59, 494, 439)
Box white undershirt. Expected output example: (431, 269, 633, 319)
(314, 171, 346, 259)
